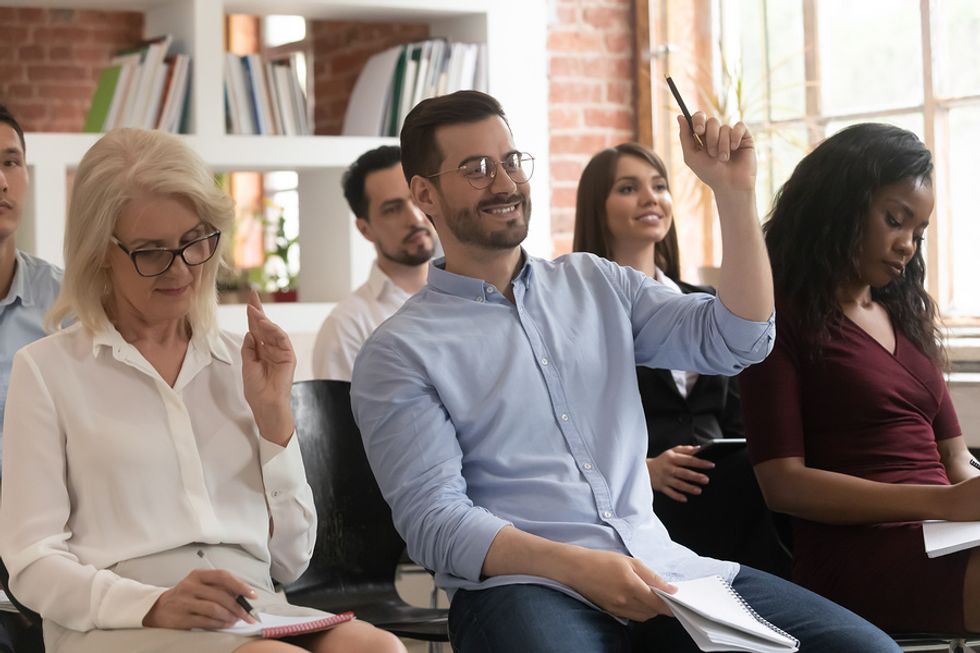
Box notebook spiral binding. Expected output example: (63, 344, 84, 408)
(719, 577, 798, 644)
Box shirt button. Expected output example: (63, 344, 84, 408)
(602, 511, 613, 519)
(541, 357, 548, 366)
(271, 490, 281, 498)
(475, 296, 484, 302)
(583, 462, 593, 470)
(487, 285, 497, 293)
(560, 413, 569, 422)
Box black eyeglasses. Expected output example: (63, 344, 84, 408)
(110, 230, 221, 277)
(425, 152, 535, 190)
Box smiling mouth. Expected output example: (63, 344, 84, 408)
(480, 202, 521, 217)
(634, 213, 663, 223)
(885, 261, 904, 275)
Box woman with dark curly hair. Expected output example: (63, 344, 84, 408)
(740, 122, 980, 634)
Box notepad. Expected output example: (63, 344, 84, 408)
(218, 610, 355, 638)
(922, 519, 980, 558)
(653, 576, 799, 653)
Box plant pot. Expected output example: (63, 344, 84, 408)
(271, 289, 298, 303)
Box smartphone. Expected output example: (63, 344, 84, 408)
(665, 75, 704, 150)
(695, 438, 746, 462)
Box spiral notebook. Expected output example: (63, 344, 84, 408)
(653, 576, 799, 653)
(219, 610, 355, 638)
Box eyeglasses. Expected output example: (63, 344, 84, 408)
(426, 152, 535, 190)
(110, 230, 221, 277)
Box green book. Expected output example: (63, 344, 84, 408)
(386, 46, 408, 137)
(84, 65, 122, 132)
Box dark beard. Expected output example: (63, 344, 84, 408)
(446, 193, 531, 250)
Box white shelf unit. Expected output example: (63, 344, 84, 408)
(14, 0, 552, 309)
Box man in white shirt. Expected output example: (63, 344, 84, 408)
(312, 145, 434, 380)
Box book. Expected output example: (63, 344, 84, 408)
(83, 65, 122, 132)
(653, 575, 799, 653)
(218, 610, 355, 638)
(922, 519, 980, 558)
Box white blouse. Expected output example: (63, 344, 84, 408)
(0, 323, 316, 632)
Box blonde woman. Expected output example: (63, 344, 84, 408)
(0, 129, 404, 653)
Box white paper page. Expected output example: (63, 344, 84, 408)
(923, 520, 980, 558)
(218, 612, 335, 635)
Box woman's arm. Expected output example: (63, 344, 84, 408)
(938, 436, 980, 484)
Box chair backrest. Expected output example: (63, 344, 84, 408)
(285, 379, 406, 595)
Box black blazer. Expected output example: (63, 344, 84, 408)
(636, 280, 744, 457)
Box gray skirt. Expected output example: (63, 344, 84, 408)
(43, 544, 327, 653)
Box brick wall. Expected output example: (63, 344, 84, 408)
(548, 0, 637, 255)
(0, 7, 144, 133)
(310, 20, 430, 136)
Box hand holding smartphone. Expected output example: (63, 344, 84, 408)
(695, 438, 746, 462)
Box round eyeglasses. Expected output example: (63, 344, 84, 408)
(110, 230, 221, 277)
(425, 152, 534, 190)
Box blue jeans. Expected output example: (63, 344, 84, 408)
(448, 566, 901, 653)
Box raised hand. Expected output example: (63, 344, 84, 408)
(646, 445, 714, 502)
(678, 112, 756, 195)
(142, 569, 257, 630)
(242, 288, 296, 445)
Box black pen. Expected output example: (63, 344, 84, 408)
(196, 549, 261, 623)
(665, 75, 705, 150)
(970, 458, 980, 473)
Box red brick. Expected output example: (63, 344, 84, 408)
(31, 26, 91, 43)
(49, 45, 73, 61)
(27, 64, 86, 82)
(551, 211, 576, 234)
(549, 159, 585, 184)
(551, 185, 579, 210)
(583, 6, 632, 30)
(552, 232, 574, 257)
(4, 26, 29, 42)
(551, 55, 631, 79)
(15, 8, 45, 23)
(548, 30, 604, 53)
(584, 107, 634, 130)
(604, 31, 632, 55)
(549, 107, 581, 130)
(607, 80, 632, 104)
(551, 133, 609, 156)
(37, 84, 92, 101)
(7, 84, 35, 99)
(0, 65, 25, 82)
(550, 81, 603, 104)
(75, 46, 112, 65)
(17, 44, 46, 61)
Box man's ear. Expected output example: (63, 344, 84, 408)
(410, 175, 439, 219)
(355, 217, 374, 243)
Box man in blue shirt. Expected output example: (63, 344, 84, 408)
(351, 91, 899, 652)
(0, 105, 62, 464)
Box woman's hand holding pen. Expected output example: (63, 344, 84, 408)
(142, 569, 258, 630)
(242, 288, 296, 446)
(677, 112, 756, 195)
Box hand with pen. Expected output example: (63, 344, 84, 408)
(242, 288, 297, 447)
(142, 567, 259, 630)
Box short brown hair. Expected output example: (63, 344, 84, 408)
(572, 143, 680, 281)
(400, 90, 509, 184)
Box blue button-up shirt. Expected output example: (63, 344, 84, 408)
(1, 250, 62, 455)
(351, 252, 774, 607)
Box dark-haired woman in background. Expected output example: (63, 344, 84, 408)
(573, 142, 786, 576)
(740, 123, 980, 633)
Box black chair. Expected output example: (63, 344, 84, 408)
(0, 557, 44, 653)
(769, 512, 980, 652)
(285, 379, 449, 643)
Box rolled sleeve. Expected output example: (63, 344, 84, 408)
(710, 299, 775, 363)
(260, 434, 316, 583)
(352, 338, 511, 581)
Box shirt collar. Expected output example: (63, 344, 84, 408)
(3, 250, 30, 307)
(366, 261, 396, 300)
(426, 250, 533, 301)
(91, 322, 232, 365)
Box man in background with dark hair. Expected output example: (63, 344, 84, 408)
(351, 90, 900, 652)
(0, 104, 60, 653)
(312, 144, 434, 381)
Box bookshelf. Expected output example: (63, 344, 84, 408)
(11, 0, 550, 377)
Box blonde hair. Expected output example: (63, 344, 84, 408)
(47, 128, 234, 334)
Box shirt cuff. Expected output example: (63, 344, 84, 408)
(96, 576, 167, 629)
(258, 432, 308, 500)
(711, 299, 775, 361)
(454, 513, 512, 583)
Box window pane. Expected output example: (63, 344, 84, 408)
(264, 15, 306, 48)
(721, 0, 806, 123)
(818, 0, 923, 114)
(946, 105, 980, 315)
(754, 122, 809, 219)
(933, 0, 980, 98)
(825, 112, 925, 143)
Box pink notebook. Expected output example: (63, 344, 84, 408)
(219, 611, 355, 638)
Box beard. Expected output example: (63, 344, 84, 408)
(444, 192, 531, 251)
(378, 226, 435, 266)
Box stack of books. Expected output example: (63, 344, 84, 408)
(84, 35, 191, 134)
(224, 52, 310, 136)
(342, 38, 488, 137)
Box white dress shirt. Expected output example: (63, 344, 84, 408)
(312, 261, 412, 381)
(0, 323, 316, 632)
